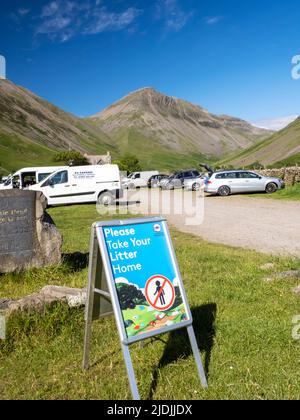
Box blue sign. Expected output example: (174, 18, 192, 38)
(99, 220, 191, 341)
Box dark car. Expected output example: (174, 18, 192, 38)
(147, 174, 169, 188)
(161, 170, 201, 190)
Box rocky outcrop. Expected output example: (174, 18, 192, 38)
(0, 286, 87, 316)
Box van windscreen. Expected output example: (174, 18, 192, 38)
(38, 173, 52, 183)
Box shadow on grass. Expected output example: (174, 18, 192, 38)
(62, 252, 89, 271)
(148, 303, 217, 399)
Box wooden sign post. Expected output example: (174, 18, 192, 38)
(83, 217, 207, 400)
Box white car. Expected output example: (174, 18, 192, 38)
(205, 170, 285, 196)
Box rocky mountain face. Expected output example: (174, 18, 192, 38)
(89, 88, 269, 158)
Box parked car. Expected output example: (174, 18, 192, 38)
(184, 175, 207, 191)
(147, 174, 169, 188)
(205, 170, 285, 196)
(29, 164, 122, 206)
(122, 171, 159, 189)
(160, 170, 201, 190)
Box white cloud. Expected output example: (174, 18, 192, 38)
(10, 7, 31, 24)
(18, 8, 31, 17)
(252, 115, 298, 131)
(41, 1, 60, 18)
(156, 0, 194, 32)
(204, 16, 223, 25)
(84, 7, 142, 35)
(35, 1, 143, 43)
(173, 277, 180, 286)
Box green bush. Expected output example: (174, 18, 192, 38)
(114, 154, 142, 174)
(53, 151, 88, 166)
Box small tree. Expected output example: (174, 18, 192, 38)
(116, 283, 146, 310)
(53, 151, 89, 166)
(114, 154, 142, 174)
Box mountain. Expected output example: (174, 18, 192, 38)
(0, 81, 270, 175)
(222, 117, 300, 168)
(0, 79, 114, 173)
(88, 88, 269, 169)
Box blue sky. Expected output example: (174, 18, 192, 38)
(0, 0, 300, 125)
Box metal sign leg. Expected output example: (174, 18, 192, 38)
(83, 228, 98, 371)
(83, 316, 93, 370)
(187, 325, 208, 389)
(121, 344, 140, 400)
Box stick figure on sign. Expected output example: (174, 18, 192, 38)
(154, 280, 165, 306)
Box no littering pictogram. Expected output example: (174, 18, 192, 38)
(145, 275, 175, 311)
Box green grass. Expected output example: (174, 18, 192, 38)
(97, 126, 217, 172)
(247, 185, 300, 202)
(0, 132, 61, 174)
(269, 153, 300, 168)
(0, 204, 300, 400)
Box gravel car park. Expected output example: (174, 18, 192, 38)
(205, 170, 285, 196)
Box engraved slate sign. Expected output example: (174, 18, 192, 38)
(0, 190, 62, 273)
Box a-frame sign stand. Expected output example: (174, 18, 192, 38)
(83, 218, 208, 400)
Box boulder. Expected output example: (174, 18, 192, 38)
(0, 190, 62, 273)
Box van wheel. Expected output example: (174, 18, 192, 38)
(265, 183, 278, 194)
(218, 186, 231, 197)
(192, 183, 201, 191)
(98, 192, 113, 206)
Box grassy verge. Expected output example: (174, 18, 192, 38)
(0, 204, 300, 400)
(247, 185, 300, 202)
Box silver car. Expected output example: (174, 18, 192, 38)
(184, 176, 207, 191)
(205, 170, 285, 196)
(160, 170, 201, 190)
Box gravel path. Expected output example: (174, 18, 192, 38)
(123, 191, 300, 257)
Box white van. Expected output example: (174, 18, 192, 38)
(0, 166, 67, 190)
(29, 165, 122, 206)
(122, 171, 159, 189)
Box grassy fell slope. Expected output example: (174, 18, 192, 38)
(222, 117, 300, 167)
(0, 79, 116, 172)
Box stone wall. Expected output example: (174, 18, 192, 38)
(257, 167, 300, 186)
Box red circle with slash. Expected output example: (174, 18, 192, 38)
(145, 275, 175, 311)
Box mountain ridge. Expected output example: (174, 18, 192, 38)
(0, 81, 271, 173)
(88, 87, 269, 160)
